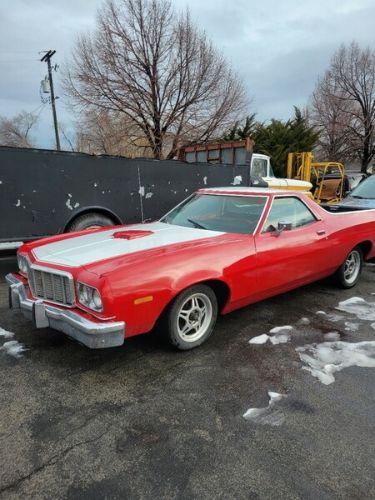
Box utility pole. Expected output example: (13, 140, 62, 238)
(40, 50, 61, 151)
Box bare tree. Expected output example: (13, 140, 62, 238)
(0, 111, 38, 148)
(310, 42, 375, 172)
(64, 0, 247, 159)
(310, 72, 355, 162)
(75, 109, 153, 157)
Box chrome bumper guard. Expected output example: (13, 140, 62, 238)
(6, 273, 125, 349)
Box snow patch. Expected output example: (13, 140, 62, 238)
(0, 327, 14, 339)
(316, 310, 344, 322)
(345, 321, 359, 332)
(249, 326, 293, 345)
(296, 340, 375, 385)
(269, 325, 293, 334)
(1, 340, 26, 358)
(324, 332, 341, 341)
(249, 334, 269, 345)
(243, 391, 286, 426)
(298, 317, 311, 326)
(203, 176, 207, 185)
(15, 199, 21, 207)
(336, 296, 375, 321)
(145, 192, 153, 199)
(231, 175, 242, 185)
(270, 331, 292, 345)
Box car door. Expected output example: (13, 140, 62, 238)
(254, 196, 331, 295)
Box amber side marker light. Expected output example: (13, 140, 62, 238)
(134, 295, 154, 305)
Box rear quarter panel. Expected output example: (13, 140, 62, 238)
(322, 209, 375, 262)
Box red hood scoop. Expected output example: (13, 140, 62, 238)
(113, 229, 154, 240)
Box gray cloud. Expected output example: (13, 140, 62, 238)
(1, 0, 374, 148)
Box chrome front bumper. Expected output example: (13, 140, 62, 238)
(6, 273, 125, 349)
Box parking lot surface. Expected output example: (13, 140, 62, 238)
(0, 256, 375, 499)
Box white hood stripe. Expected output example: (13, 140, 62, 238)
(32, 222, 224, 267)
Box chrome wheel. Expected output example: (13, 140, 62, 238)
(344, 250, 361, 284)
(177, 293, 213, 342)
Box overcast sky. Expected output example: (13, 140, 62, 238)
(1, 0, 375, 149)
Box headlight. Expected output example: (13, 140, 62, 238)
(17, 254, 28, 275)
(77, 282, 103, 312)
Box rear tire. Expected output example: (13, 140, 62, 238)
(165, 285, 218, 350)
(67, 212, 116, 232)
(333, 246, 363, 288)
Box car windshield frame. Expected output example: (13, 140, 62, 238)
(349, 175, 375, 200)
(160, 193, 268, 235)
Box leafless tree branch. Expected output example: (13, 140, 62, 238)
(63, 0, 247, 159)
(0, 111, 38, 148)
(310, 42, 375, 172)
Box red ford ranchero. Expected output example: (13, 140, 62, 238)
(7, 188, 375, 350)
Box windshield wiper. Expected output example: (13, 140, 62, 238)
(187, 218, 208, 230)
(351, 195, 364, 199)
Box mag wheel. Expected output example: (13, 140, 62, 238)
(334, 247, 363, 288)
(166, 285, 218, 350)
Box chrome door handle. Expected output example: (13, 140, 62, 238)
(316, 229, 326, 236)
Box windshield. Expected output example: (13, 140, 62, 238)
(161, 194, 267, 234)
(350, 175, 375, 199)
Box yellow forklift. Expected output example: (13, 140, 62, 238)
(286, 152, 346, 204)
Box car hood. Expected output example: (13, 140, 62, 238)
(32, 222, 225, 268)
(339, 196, 375, 209)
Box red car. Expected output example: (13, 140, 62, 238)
(6, 188, 375, 350)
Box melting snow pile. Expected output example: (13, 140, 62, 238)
(243, 391, 286, 426)
(336, 297, 375, 321)
(249, 333, 269, 345)
(249, 326, 293, 345)
(0, 327, 14, 339)
(316, 311, 344, 322)
(296, 341, 375, 385)
(0, 328, 26, 358)
(1, 340, 26, 359)
(298, 317, 310, 326)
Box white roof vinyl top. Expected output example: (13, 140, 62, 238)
(198, 186, 302, 195)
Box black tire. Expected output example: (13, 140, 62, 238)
(67, 212, 116, 232)
(165, 284, 218, 350)
(333, 246, 363, 288)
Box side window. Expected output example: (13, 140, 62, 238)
(263, 197, 317, 232)
(251, 158, 268, 177)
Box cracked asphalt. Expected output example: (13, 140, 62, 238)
(0, 255, 375, 499)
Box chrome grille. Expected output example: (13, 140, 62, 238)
(26, 262, 75, 306)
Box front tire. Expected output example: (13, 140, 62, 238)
(333, 247, 363, 288)
(165, 285, 218, 350)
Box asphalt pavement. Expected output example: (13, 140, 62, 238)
(0, 255, 374, 499)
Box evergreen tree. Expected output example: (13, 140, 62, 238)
(222, 108, 319, 176)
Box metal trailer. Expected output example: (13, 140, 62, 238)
(0, 146, 253, 246)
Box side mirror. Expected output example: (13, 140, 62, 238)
(269, 220, 293, 236)
(278, 220, 293, 232)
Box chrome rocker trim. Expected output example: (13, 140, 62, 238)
(6, 273, 125, 349)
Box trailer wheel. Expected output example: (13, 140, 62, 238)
(67, 212, 116, 232)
